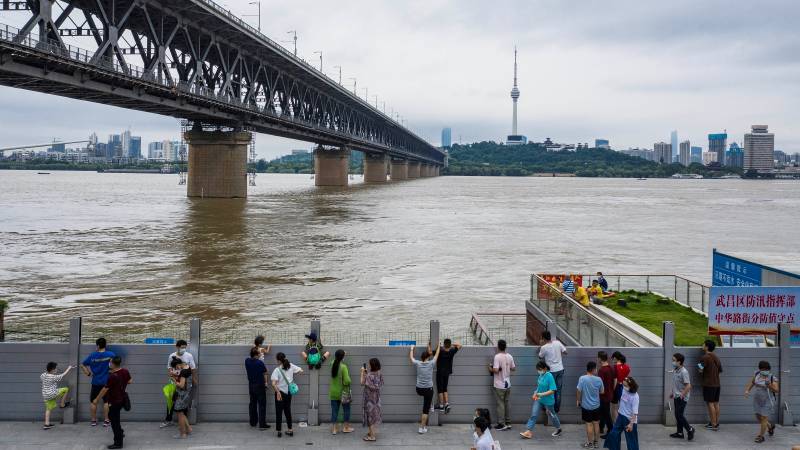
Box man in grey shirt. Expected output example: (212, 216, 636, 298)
(410, 344, 441, 434)
(670, 353, 694, 441)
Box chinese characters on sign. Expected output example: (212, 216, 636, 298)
(712, 250, 762, 287)
(708, 286, 800, 335)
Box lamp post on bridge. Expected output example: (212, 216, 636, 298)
(361, 87, 368, 102)
(313, 51, 323, 72)
(246, 1, 261, 32)
(348, 77, 357, 95)
(286, 30, 297, 56)
(373, 95, 378, 108)
(333, 65, 342, 84)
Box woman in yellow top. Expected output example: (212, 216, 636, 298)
(574, 285, 591, 307)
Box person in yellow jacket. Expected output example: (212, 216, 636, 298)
(574, 285, 591, 307)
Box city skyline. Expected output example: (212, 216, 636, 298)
(1, 0, 799, 159)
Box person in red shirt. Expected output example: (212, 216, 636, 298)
(610, 351, 630, 422)
(597, 351, 616, 438)
(93, 357, 132, 449)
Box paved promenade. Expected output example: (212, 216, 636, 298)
(0, 421, 797, 449)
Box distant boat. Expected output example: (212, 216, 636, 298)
(37, 172, 50, 175)
(671, 173, 703, 179)
(637, 177, 647, 180)
(719, 174, 742, 179)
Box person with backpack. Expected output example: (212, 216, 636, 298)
(40, 362, 74, 429)
(744, 360, 779, 444)
(409, 343, 441, 434)
(435, 338, 461, 413)
(92, 356, 131, 449)
(329, 349, 354, 435)
(301, 332, 330, 370)
(271, 352, 304, 437)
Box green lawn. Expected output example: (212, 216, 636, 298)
(602, 290, 717, 347)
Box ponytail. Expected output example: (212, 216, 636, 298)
(276, 352, 290, 370)
(331, 349, 345, 378)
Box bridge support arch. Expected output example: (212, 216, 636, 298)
(407, 161, 421, 179)
(314, 146, 350, 187)
(185, 130, 250, 198)
(363, 153, 388, 183)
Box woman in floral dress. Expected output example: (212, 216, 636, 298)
(361, 358, 384, 442)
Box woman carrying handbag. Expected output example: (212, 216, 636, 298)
(329, 349, 354, 435)
(271, 352, 303, 438)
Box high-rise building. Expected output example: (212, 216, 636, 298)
(441, 127, 452, 148)
(653, 141, 672, 164)
(774, 150, 789, 166)
(670, 130, 678, 158)
(679, 140, 691, 166)
(128, 136, 141, 159)
(702, 151, 718, 165)
(147, 142, 164, 160)
(108, 134, 122, 158)
(121, 130, 132, 157)
(744, 125, 774, 172)
(163, 140, 177, 162)
(726, 142, 744, 168)
(506, 47, 527, 146)
(708, 132, 727, 166)
(595, 139, 610, 149)
(690, 146, 702, 164)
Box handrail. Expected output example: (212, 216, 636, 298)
(530, 274, 642, 347)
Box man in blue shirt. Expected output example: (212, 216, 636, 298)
(561, 278, 576, 294)
(577, 361, 604, 448)
(80, 337, 115, 426)
(245, 347, 270, 430)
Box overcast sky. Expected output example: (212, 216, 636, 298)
(1, 0, 799, 159)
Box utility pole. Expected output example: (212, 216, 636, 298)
(287, 30, 297, 56)
(373, 95, 378, 108)
(313, 51, 322, 71)
(361, 87, 368, 101)
(333, 65, 342, 84)
(247, 1, 261, 32)
(348, 77, 357, 95)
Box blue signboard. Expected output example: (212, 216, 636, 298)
(712, 249, 762, 287)
(709, 286, 800, 335)
(388, 340, 416, 347)
(145, 337, 175, 345)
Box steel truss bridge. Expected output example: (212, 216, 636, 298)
(0, 0, 445, 165)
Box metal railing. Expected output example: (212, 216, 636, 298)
(530, 275, 639, 347)
(567, 274, 710, 314)
(469, 312, 527, 346)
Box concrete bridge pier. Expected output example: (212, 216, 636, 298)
(363, 153, 388, 183)
(407, 161, 421, 179)
(314, 146, 350, 186)
(390, 159, 408, 181)
(185, 130, 250, 198)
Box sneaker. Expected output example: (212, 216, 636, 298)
(670, 432, 684, 439)
(42, 424, 54, 430)
(687, 427, 695, 441)
(103, 420, 111, 428)
(444, 404, 451, 414)
(704, 423, 714, 429)
(582, 442, 594, 448)
(90, 421, 98, 427)
(494, 423, 506, 430)
(501, 424, 512, 431)
(551, 428, 562, 437)
(159, 421, 174, 428)
(593, 441, 599, 449)
(712, 424, 719, 432)
(418, 427, 428, 434)
(433, 404, 443, 411)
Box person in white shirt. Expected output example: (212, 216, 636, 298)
(538, 331, 567, 412)
(489, 339, 515, 430)
(471, 416, 498, 450)
(41, 362, 74, 429)
(161, 339, 197, 428)
(254, 335, 271, 361)
(270, 352, 304, 438)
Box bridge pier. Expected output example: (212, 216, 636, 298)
(407, 161, 421, 179)
(390, 159, 408, 181)
(363, 153, 388, 183)
(185, 130, 250, 198)
(314, 146, 350, 186)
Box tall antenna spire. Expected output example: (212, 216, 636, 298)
(510, 46, 520, 136)
(513, 46, 518, 88)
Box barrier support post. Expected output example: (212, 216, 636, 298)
(778, 322, 793, 426)
(189, 318, 201, 425)
(65, 317, 81, 424)
(307, 319, 321, 426)
(429, 320, 440, 426)
(662, 321, 676, 427)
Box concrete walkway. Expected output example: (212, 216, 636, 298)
(0, 421, 796, 449)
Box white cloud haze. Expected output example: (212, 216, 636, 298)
(1, 0, 799, 159)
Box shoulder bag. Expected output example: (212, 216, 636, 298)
(279, 367, 299, 395)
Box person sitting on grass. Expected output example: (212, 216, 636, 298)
(301, 332, 330, 370)
(41, 362, 74, 430)
(588, 280, 606, 304)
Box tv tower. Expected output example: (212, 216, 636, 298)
(510, 46, 520, 135)
(506, 46, 527, 145)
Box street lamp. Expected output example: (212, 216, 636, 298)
(313, 51, 322, 71)
(361, 87, 368, 101)
(246, 1, 261, 32)
(348, 77, 357, 94)
(286, 30, 297, 56)
(373, 95, 378, 108)
(333, 65, 342, 84)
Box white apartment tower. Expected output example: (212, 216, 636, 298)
(744, 125, 774, 172)
(679, 140, 691, 166)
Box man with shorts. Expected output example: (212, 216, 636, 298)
(577, 361, 604, 448)
(699, 339, 722, 431)
(80, 337, 115, 427)
(435, 339, 461, 413)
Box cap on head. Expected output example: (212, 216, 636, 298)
(305, 332, 318, 341)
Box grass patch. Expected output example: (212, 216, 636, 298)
(603, 290, 717, 347)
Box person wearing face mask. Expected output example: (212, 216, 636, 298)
(669, 353, 694, 441)
(744, 360, 779, 444)
(519, 361, 562, 440)
(603, 376, 639, 450)
(471, 416, 498, 450)
(161, 340, 197, 428)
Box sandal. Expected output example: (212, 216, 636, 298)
(363, 436, 376, 441)
(768, 424, 775, 436)
(342, 427, 354, 433)
(755, 435, 765, 443)
(519, 431, 533, 439)
(59, 401, 71, 409)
